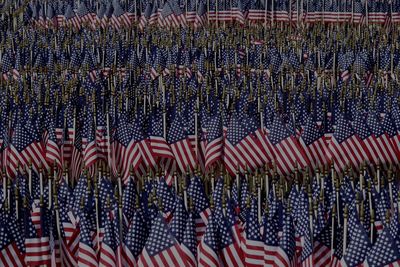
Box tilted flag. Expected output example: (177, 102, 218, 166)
(137, 213, 186, 267)
(328, 114, 366, 172)
(198, 212, 221, 267)
(269, 116, 309, 176)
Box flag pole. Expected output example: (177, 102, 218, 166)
(95, 164, 101, 254)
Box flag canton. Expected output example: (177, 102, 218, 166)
(264, 216, 278, 246)
(157, 178, 176, 213)
(122, 179, 136, 221)
(145, 214, 176, 256)
(368, 113, 385, 137)
(170, 196, 188, 243)
(226, 115, 250, 146)
(246, 198, 262, 241)
(103, 214, 116, 250)
(334, 115, 355, 143)
(301, 227, 313, 261)
(188, 176, 209, 214)
(0, 222, 11, 250)
(148, 109, 163, 137)
(302, 119, 323, 146)
(168, 114, 188, 143)
(203, 214, 219, 250)
(182, 212, 197, 256)
(269, 117, 292, 145)
(115, 117, 133, 146)
(367, 227, 400, 266)
(382, 113, 397, 137)
(352, 113, 372, 140)
(280, 212, 295, 259)
(125, 211, 148, 258)
(343, 221, 371, 266)
(14, 120, 36, 152)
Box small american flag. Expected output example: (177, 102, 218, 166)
(181, 211, 197, 267)
(299, 117, 330, 169)
(122, 210, 148, 266)
(328, 114, 365, 172)
(0, 216, 25, 267)
(244, 198, 264, 266)
(168, 112, 197, 174)
(137, 213, 186, 267)
(198, 212, 221, 267)
(269, 116, 309, 176)
(78, 213, 98, 267)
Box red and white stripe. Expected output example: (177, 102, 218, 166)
(204, 136, 223, 170)
(299, 135, 330, 169)
(99, 242, 116, 267)
(137, 243, 185, 267)
(328, 135, 365, 173)
(78, 241, 98, 267)
(0, 242, 25, 267)
(25, 237, 51, 266)
(243, 238, 264, 267)
(43, 130, 62, 169)
(82, 138, 98, 170)
(61, 239, 78, 267)
(313, 241, 332, 267)
(272, 135, 309, 176)
(275, 246, 293, 267)
(198, 239, 220, 267)
(170, 139, 196, 173)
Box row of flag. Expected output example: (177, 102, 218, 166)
(5, 0, 400, 30)
(0, 158, 399, 267)
(0, 25, 400, 186)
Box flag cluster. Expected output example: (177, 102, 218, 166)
(10, 0, 400, 30)
(0, 164, 400, 267)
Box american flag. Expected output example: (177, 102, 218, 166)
(366, 214, 400, 266)
(10, 110, 49, 174)
(160, 1, 179, 28)
(328, 114, 365, 172)
(170, 0, 187, 27)
(70, 114, 83, 181)
(168, 112, 196, 174)
(340, 215, 371, 267)
(243, 198, 264, 267)
(25, 209, 51, 266)
(122, 178, 136, 225)
(367, 112, 399, 167)
(111, 0, 131, 29)
(99, 212, 117, 267)
(0, 216, 25, 267)
(137, 213, 186, 267)
(114, 113, 141, 183)
(139, 2, 152, 30)
(43, 114, 62, 171)
(224, 113, 266, 176)
(263, 211, 279, 266)
(198, 212, 221, 267)
(64, 4, 81, 29)
(277, 209, 295, 267)
(186, 0, 197, 23)
(313, 219, 333, 267)
(170, 196, 188, 243)
(218, 206, 244, 267)
(204, 113, 224, 170)
(194, 1, 207, 28)
(352, 112, 378, 166)
(299, 117, 330, 169)
(95, 108, 109, 164)
(181, 211, 197, 267)
(78, 213, 98, 267)
(122, 210, 148, 266)
(157, 177, 176, 222)
(269, 116, 309, 176)
(82, 108, 98, 172)
(187, 175, 211, 240)
(77, 2, 94, 24)
(147, 108, 174, 162)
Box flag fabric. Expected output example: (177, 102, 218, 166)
(243, 198, 264, 267)
(137, 213, 186, 267)
(198, 212, 220, 267)
(269, 116, 309, 176)
(328, 114, 366, 172)
(168, 113, 197, 174)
